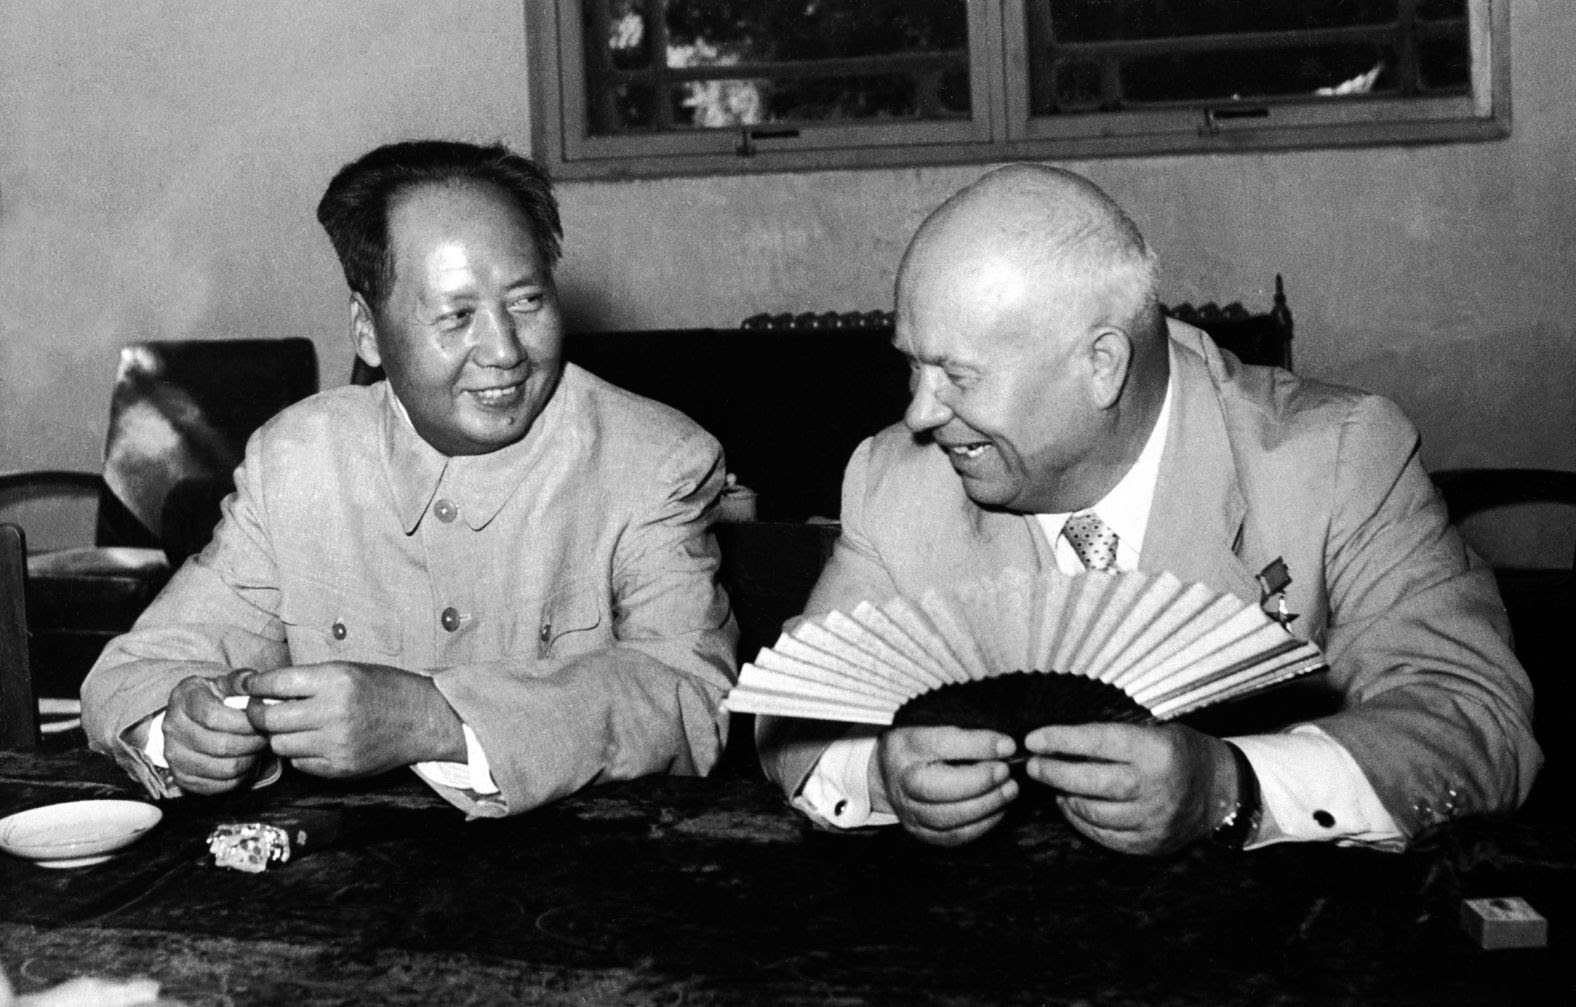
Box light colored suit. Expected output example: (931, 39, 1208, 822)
(757, 320, 1541, 838)
(83, 365, 738, 816)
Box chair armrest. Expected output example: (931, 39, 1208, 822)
(0, 472, 106, 552)
(0, 470, 104, 496)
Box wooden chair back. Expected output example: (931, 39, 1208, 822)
(1, 523, 38, 750)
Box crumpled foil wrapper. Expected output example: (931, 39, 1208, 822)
(207, 811, 342, 873)
(207, 822, 291, 873)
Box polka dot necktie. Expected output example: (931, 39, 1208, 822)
(1062, 511, 1120, 572)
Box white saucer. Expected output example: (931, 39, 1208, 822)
(34, 852, 116, 869)
(0, 799, 162, 866)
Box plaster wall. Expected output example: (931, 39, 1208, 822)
(2, 0, 1571, 553)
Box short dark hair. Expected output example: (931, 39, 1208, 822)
(316, 139, 563, 308)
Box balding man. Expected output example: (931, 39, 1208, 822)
(756, 165, 1540, 854)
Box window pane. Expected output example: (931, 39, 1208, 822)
(537, 0, 1505, 179)
(606, 81, 660, 130)
(659, 72, 969, 130)
(1417, 36, 1471, 91)
(1048, 0, 1405, 42)
(585, 0, 970, 134)
(1121, 45, 1398, 105)
(661, 0, 967, 63)
(1028, 0, 1470, 116)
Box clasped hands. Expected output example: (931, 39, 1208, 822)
(873, 722, 1238, 855)
(160, 664, 465, 796)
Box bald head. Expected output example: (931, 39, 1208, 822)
(899, 164, 1161, 349)
(893, 165, 1170, 514)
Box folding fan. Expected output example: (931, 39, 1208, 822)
(722, 567, 1324, 739)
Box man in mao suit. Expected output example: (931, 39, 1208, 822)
(82, 141, 737, 817)
(756, 164, 1540, 853)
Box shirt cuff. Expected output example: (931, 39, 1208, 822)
(793, 727, 899, 830)
(129, 709, 281, 798)
(145, 711, 170, 767)
(119, 710, 180, 799)
(1230, 725, 1405, 852)
(412, 723, 501, 796)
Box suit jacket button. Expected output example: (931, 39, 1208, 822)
(441, 607, 461, 632)
(331, 620, 347, 640)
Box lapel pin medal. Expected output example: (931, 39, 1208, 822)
(1256, 557, 1298, 628)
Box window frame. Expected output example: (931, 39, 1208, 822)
(527, 0, 1510, 180)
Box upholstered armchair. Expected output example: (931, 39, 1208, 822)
(0, 338, 318, 695)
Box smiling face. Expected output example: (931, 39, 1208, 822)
(893, 164, 1169, 514)
(896, 249, 1110, 514)
(352, 181, 564, 456)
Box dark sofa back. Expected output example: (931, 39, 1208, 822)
(566, 325, 910, 522)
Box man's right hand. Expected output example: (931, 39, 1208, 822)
(875, 725, 1018, 847)
(161, 672, 268, 795)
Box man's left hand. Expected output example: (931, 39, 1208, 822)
(236, 663, 467, 778)
(1023, 722, 1236, 856)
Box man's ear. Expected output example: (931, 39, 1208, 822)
(1086, 327, 1132, 409)
(350, 293, 382, 369)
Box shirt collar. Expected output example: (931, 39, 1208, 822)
(1037, 365, 1175, 563)
(380, 375, 573, 534)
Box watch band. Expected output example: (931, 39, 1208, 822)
(1210, 740, 1262, 851)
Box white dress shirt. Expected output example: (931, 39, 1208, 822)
(797, 374, 1404, 850)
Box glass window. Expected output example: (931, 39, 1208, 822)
(1029, 0, 1471, 110)
(529, 0, 1509, 178)
(585, 0, 972, 135)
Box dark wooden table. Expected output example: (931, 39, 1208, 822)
(3, 747, 1572, 1006)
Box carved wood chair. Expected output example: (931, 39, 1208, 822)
(1164, 274, 1295, 371)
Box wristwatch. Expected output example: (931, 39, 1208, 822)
(1210, 741, 1262, 851)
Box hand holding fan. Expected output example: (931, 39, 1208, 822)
(723, 567, 1324, 741)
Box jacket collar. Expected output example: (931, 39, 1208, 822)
(378, 370, 576, 535)
(1138, 319, 1250, 595)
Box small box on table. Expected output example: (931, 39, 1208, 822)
(1460, 896, 1547, 950)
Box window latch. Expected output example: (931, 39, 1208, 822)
(1202, 105, 1270, 137)
(736, 125, 801, 157)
